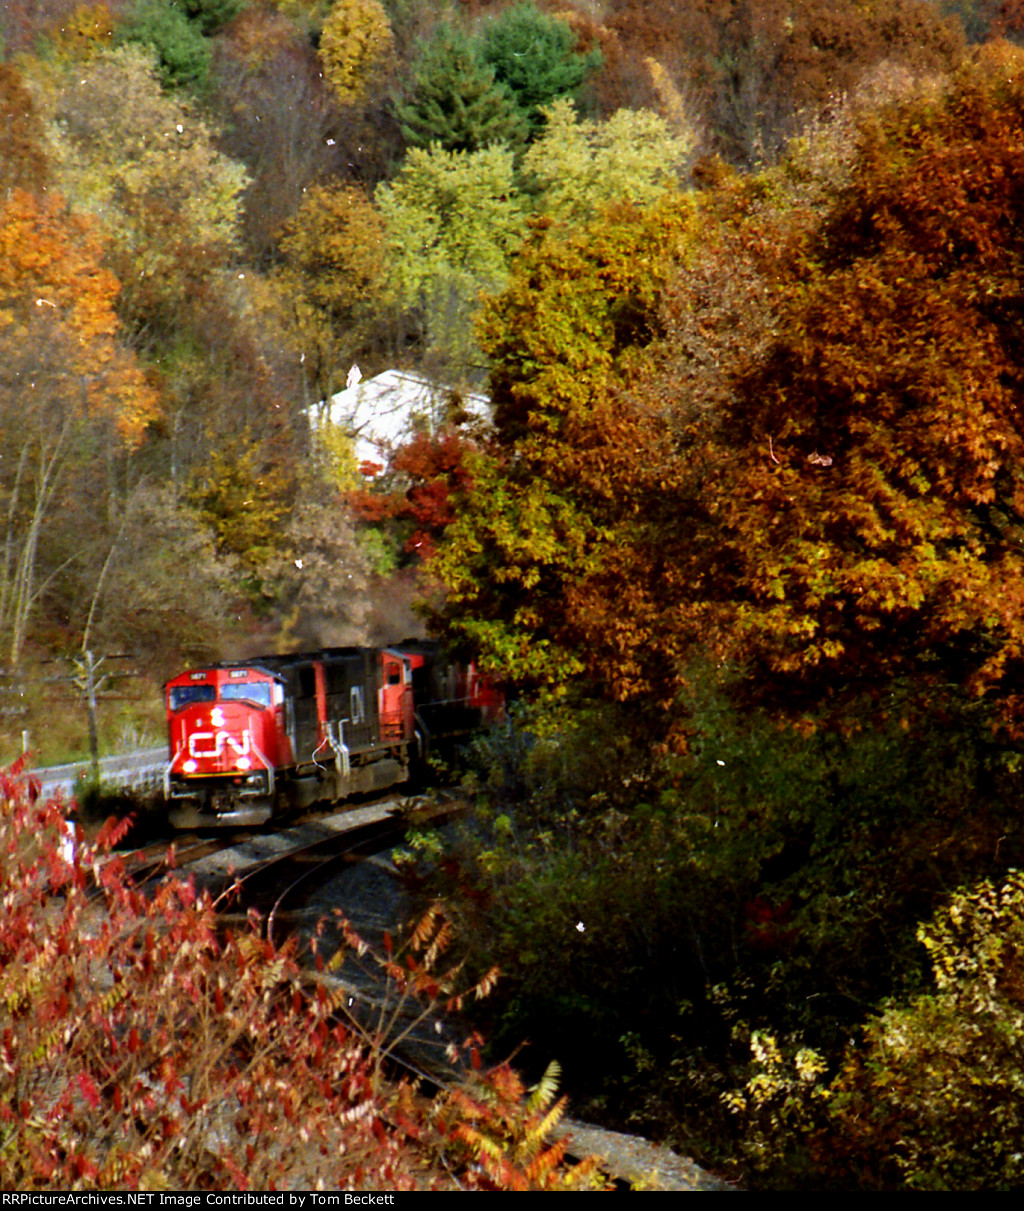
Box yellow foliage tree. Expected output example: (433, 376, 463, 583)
(44, 2, 115, 63)
(318, 0, 393, 106)
(186, 434, 293, 584)
(28, 44, 249, 339)
(274, 181, 388, 400)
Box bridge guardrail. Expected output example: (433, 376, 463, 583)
(29, 747, 166, 803)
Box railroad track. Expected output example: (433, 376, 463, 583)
(263, 806, 470, 1088)
(245, 812, 728, 1190)
(78, 791, 461, 1078)
(128, 793, 474, 1093)
(98, 831, 255, 894)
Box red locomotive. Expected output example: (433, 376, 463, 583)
(163, 641, 501, 828)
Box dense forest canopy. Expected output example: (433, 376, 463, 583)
(435, 44, 1024, 742)
(4, 0, 1024, 1190)
(0, 0, 983, 677)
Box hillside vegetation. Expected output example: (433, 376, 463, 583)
(3, 0, 1024, 1189)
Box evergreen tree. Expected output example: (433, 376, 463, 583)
(117, 0, 211, 89)
(395, 23, 526, 153)
(181, 0, 245, 36)
(479, 1, 602, 132)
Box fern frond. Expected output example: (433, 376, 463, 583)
(409, 904, 443, 952)
(423, 918, 454, 968)
(523, 1136, 569, 1183)
(473, 965, 501, 1001)
(95, 814, 135, 851)
(526, 1059, 561, 1116)
(525, 1095, 568, 1151)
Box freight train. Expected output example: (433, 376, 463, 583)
(163, 641, 501, 829)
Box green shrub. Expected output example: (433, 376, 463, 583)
(825, 871, 1024, 1190)
(423, 677, 1024, 1183)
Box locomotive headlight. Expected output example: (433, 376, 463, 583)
(211, 707, 225, 726)
(236, 756, 252, 770)
(183, 759, 198, 773)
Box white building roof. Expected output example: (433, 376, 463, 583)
(309, 368, 491, 472)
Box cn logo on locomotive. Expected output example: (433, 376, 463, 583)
(187, 729, 252, 759)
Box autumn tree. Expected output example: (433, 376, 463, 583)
(318, 0, 394, 106)
(603, 0, 963, 167)
(39, 43, 249, 345)
(521, 97, 696, 221)
(0, 190, 159, 665)
(265, 490, 373, 648)
(0, 187, 158, 433)
(377, 143, 526, 380)
(990, 0, 1024, 40)
(0, 0, 85, 54)
(939, 0, 1004, 40)
(207, 7, 364, 258)
(274, 181, 388, 403)
(394, 21, 526, 153)
(685, 49, 1024, 732)
(36, 37, 302, 531)
(426, 60, 897, 705)
(706, 0, 964, 164)
(429, 198, 694, 694)
(432, 52, 1024, 724)
(0, 65, 49, 197)
(349, 427, 475, 562)
(186, 433, 295, 591)
(16, 42, 310, 651)
(41, 2, 116, 62)
(72, 481, 237, 666)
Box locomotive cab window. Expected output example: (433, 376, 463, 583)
(220, 681, 273, 709)
(169, 684, 215, 712)
(385, 663, 402, 685)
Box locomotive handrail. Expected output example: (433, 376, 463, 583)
(311, 734, 333, 772)
(325, 719, 351, 779)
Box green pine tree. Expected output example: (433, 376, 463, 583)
(479, 2, 602, 132)
(181, 0, 245, 35)
(117, 0, 211, 89)
(395, 23, 526, 153)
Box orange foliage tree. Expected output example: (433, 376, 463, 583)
(695, 50, 1024, 730)
(0, 191, 159, 663)
(601, 0, 963, 163)
(434, 51, 1024, 738)
(0, 190, 157, 444)
(429, 200, 695, 697)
